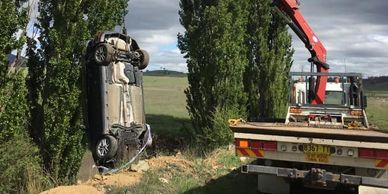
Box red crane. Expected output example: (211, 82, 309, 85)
(274, 0, 330, 104)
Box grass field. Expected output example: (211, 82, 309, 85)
(365, 88, 388, 130)
(367, 97, 388, 130)
(143, 76, 190, 137)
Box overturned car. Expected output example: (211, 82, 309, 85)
(84, 32, 151, 169)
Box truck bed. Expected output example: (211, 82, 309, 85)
(230, 122, 388, 143)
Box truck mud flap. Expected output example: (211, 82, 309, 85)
(241, 164, 388, 189)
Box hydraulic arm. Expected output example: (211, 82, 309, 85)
(274, 0, 330, 104)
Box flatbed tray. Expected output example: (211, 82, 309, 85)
(230, 122, 388, 143)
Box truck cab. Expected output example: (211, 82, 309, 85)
(287, 72, 369, 129)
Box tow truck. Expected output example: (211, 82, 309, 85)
(230, 1, 388, 193)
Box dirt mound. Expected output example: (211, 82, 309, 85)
(41, 155, 195, 193)
(40, 171, 142, 194)
(41, 185, 104, 194)
(87, 171, 142, 187)
(148, 154, 195, 173)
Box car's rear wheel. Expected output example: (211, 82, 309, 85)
(94, 43, 113, 65)
(95, 135, 118, 160)
(136, 49, 149, 70)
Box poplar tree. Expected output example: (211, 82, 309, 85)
(179, 0, 249, 149)
(0, 1, 46, 193)
(0, 0, 28, 141)
(179, 0, 293, 148)
(27, 0, 128, 183)
(244, 0, 293, 120)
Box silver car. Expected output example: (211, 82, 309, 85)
(84, 32, 151, 168)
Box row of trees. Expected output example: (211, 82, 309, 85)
(178, 0, 294, 149)
(0, 1, 44, 193)
(0, 0, 128, 192)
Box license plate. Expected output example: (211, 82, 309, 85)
(303, 144, 330, 163)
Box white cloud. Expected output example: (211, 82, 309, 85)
(370, 35, 388, 45)
(126, 27, 186, 72)
(124, 0, 388, 76)
(125, 0, 186, 72)
(292, 0, 388, 76)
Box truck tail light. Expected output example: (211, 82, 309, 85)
(235, 139, 277, 151)
(350, 110, 363, 116)
(359, 148, 388, 160)
(236, 139, 249, 148)
(290, 108, 302, 113)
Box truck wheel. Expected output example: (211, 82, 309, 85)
(95, 135, 118, 160)
(94, 43, 113, 65)
(136, 49, 149, 70)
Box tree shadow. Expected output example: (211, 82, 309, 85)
(183, 169, 353, 194)
(145, 114, 191, 137)
(145, 114, 192, 155)
(183, 168, 258, 194)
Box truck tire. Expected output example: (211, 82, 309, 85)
(136, 49, 149, 70)
(95, 135, 118, 160)
(94, 43, 113, 65)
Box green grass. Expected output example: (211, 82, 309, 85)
(367, 97, 388, 130)
(143, 76, 190, 137)
(143, 76, 189, 118)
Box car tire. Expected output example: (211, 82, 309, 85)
(136, 49, 149, 70)
(95, 135, 118, 160)
(94, 43, 113, 65)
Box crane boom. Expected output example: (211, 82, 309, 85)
(274, 0, 329, 104)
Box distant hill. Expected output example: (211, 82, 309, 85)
(364, 76, 388, 91)
(143, 70, 186, 77)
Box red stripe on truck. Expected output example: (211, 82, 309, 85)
(236, 148, 264, 158)
(376, 160, 388, 168)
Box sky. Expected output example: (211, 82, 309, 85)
(124, 0, 388, 76)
